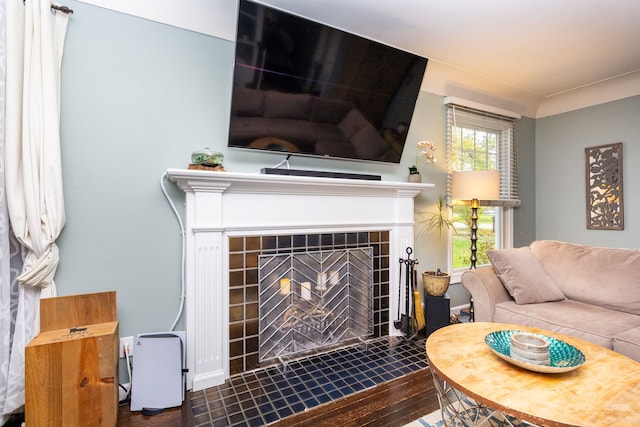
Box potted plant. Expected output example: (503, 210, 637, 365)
(408, 140, 437, 182)
(416, 195, 456, 296)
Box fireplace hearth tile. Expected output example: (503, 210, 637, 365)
(191, 336, 428, 426)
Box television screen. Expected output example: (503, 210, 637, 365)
(229, 0, 428, 164)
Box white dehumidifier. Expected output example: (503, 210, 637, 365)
(130, 331, 186, 412)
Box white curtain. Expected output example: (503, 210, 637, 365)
(1, 0, 69, 420)
(0, 2, 24, 423)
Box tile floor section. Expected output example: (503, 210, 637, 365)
(190, 336, 429, 427)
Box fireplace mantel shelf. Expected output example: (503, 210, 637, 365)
(167, 169, 434, 197)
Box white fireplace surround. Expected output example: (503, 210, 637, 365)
(167, 169, 433, 391)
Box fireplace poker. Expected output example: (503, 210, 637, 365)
(402, 248, 413, 335)
(394, 258, 404, 330)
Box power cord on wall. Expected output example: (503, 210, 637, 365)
(115, 174, 185, 408)
(160, 172, 187, 332)
(119, 344, 133, 405)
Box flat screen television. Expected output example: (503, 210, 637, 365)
(228, 0, 428, 164)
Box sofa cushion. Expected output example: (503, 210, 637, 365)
(350, 126, 388, 160)
(494, 299, 640, 351)
(232, 87, 265, 117)
(487, 247, 565, 304)
(310, 98, 354, 124)
(264, 91, 312, 120)
(530, 240, 640, 316)
(338, 109, 371, 139)
(229, 117, 271, 140)
(613, 326, 640, 362)
(314, 139, 358, 158)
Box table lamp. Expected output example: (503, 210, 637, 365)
(451, 170, 500, 269)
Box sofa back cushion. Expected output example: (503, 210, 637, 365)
(338, 109, 371, 139)
(232, 87, 265, 117)
(310, 98, 354, 124)
(530, 240, 640, 315)
(350, 125, 388, 160)
(487, 247, 565, 304)
(264, 91, 312, 120)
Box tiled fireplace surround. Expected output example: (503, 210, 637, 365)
(167, 169, 432, 391)
(230, 231, 384, 375)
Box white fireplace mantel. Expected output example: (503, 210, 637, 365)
(167, 169, 433, 391)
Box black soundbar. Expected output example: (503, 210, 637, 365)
(261, 168, 381, 181)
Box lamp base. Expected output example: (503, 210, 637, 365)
(470, 200, 479, 269)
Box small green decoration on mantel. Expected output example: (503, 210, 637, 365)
(191, 147, 224, 166)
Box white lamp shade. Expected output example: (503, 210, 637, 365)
(451, 170, 500, 201)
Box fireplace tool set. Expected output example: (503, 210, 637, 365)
(394, 247, 425, 340)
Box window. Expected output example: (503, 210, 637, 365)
(445, 101, 520, 279)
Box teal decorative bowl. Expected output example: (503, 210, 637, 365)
(485, 330, 586, 373)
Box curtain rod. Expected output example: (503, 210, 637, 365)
(23, 1, 74, 14)
(51, 4, 73, 14)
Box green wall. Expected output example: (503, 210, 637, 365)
(535, 96, 639, 247)
(55, 2, 536, 343)
(57, 2, 232, 337)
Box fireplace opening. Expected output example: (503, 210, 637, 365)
(228, 231, 390, 375)
(258, 248, 373, 362)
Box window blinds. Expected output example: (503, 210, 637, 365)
(446, 103, 521, 207)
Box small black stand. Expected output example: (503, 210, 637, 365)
(425, 293, 450, 338)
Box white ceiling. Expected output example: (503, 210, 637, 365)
(261, 0, 640, 117)
(267, 0, 640, 97)
(78, 0, 640, 117)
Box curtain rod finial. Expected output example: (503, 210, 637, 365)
(51, 4, 74, 14)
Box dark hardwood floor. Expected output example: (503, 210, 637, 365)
(271, 368, 439, 427)
(117, 396, 195, 427)
(117, 368, 439, 427)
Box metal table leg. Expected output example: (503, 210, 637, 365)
(428, 367, 539, 426)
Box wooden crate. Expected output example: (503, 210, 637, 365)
(26, 292, 118, 427)
(39, 291, 116, 332)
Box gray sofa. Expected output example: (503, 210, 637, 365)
(229, 87, 400, 162)
(462, 240, 640, 362)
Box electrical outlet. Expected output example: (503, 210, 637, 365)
(119, 336, 134, 358)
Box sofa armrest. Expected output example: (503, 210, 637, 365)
(461, 267, 513, 322)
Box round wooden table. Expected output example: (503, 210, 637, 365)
(426, 322, 640, 426)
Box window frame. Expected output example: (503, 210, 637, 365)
(448, 200, 515, 284)
(445, 103, 519, 282)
